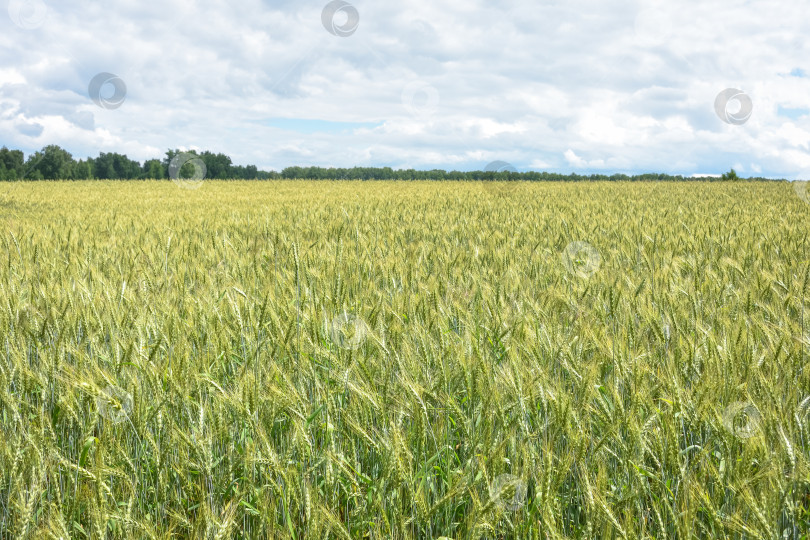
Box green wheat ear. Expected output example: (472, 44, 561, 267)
(0, 179, 807, 538)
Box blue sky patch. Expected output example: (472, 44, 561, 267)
(263, 118, 383, 134)
(778, 106, 809, 120)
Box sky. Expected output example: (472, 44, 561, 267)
(1, 0, 809, 177)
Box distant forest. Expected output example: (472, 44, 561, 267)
(0, 145, 772, 182)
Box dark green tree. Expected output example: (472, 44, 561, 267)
(91, 152, 141, 179)
(0, 147, 24, 179)
(72, 159, 93, 180)
(27, 145, 74, 179)
(721, 168, 739, 181)
(199, 151, 233, 179)
(142, 159, 165, 179)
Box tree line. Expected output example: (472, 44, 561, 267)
(0, 145, 767, 181)
(0, 146, 272, 180)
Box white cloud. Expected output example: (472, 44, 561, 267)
(0, 0, 808, 176)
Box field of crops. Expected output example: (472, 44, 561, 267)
(0, 180, 809, 538)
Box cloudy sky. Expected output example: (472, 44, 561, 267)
(1, 0, 809, 177)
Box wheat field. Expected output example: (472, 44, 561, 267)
(0, 180, 808, 538)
